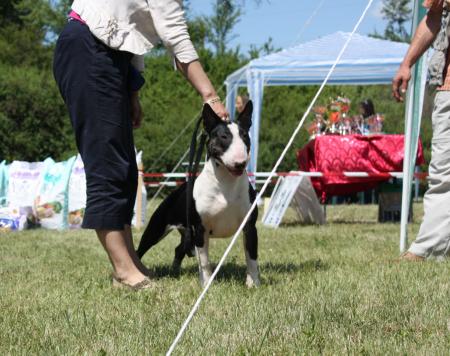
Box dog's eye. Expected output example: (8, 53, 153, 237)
(220, 134, 228, 140)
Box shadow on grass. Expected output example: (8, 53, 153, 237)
(326, 220, 380, 225)
(150, 259, 329, 285)
(279, 220, 379, 227)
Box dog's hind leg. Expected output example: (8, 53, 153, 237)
(172, 228, 186, 273)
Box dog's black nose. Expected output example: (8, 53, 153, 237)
(234, 162, 246, 171)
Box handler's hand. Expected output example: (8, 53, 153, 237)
(392, 65, 411, 102)
(130, 91, 143, 128)
(210, 101, 229, 122)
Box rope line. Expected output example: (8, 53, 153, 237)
(143, 171, 414, 179)
(291, 0, 327, 47)
(147, 144, 191, 209)
(165, 1, 375, 354)
(147, 115, 199, 172)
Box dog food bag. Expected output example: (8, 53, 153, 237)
(0, 206, 33, 232)
(35, 156, 76, 230)
(0, 161, 8, 207)
(67, 154, 86, 229)
(7, 158, 53, 209)
(132, 150, 147, 228)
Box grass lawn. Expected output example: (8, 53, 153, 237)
(2, 201, 450, 355)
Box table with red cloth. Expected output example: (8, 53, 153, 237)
(296, 134, 425, 202)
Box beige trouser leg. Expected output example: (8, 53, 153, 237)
(409, 91, 450, 258)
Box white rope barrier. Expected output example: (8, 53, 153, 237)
(144, 171, 405, 179)
(147, 116, 199, 172)
(147, 145, 191, 209)
(291, 0, 327, 47)
(165, 1, 375, 354)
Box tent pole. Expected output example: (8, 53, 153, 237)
(400, 0, 427, 253)
(246, 71, 264, 179)
(400, 83, 414, 253)
(225, 82, 238, 121)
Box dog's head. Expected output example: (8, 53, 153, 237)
(202, 101, 253, 177)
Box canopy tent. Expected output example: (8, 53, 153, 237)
(224, 31, 411, 174)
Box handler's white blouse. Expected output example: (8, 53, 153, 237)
(71, 0, 199, 72)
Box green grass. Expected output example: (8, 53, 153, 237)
(2, 201, 450, 355)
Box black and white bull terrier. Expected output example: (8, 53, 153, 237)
(136, 102, 260, 288)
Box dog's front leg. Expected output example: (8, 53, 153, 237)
(243, 222, 260, 288)
(195, 232, 211, 288)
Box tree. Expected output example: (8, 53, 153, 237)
(0, 0, 428, 174)
(205, 0, 241, 56)
(373, 0, 412, 42)
(248, 37, 279, 59)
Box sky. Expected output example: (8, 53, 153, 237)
(188, 0, 408, 54)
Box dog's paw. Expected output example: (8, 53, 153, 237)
(246, 274, 260, 288)
(186, 247, 196, 258)
(198, 268, 212, 288)
(171, 259, 182, 275)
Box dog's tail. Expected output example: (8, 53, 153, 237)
(136, 197, 173, 259)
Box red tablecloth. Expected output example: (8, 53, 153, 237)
(296, 134, 425, 201)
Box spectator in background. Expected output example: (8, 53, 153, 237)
(355, 99, 375, 134)
(236, 94, 250, 114)
(359, 99, 376, 119)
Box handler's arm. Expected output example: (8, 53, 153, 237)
(176, 59, 228, 119)
(148, 0, 229, 118)
(392, 6, 443, 101)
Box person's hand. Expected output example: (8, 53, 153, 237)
(392, 64, 411, 102)
(210, 101, 229, 121)
(130, 91, 143, 128)
(204, 96, 229, 121)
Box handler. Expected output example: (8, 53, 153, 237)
(53, 0, 228, 289)
(393, 0, 450, 261)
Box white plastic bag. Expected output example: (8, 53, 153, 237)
(7, 158, 52, 209)
(35, 156, 76, 230)
(67, 155, 87, 229)
(132, 150, 147, 228)
(0, 206, 33, 232)
(0, 161, 8, 207)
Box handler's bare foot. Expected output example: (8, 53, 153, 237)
(112, 270, 150, 288)
(399, 252, 425, 262)
(112, 274, 154, 290)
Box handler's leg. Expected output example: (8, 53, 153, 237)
(96, 229, 147, 285)
(408, 91, 450, 259)
(124, 224, 151, 275)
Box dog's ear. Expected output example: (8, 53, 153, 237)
(202, 103, 222, 133)
(237, 100, 253, 131)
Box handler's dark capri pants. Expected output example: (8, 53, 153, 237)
(53, 20, 142, 230)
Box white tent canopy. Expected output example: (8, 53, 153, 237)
(225, 31, 410, 174)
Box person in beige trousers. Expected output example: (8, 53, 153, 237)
(393, 0, 450, 260)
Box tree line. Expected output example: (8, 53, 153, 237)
(0, 0, 431, 175)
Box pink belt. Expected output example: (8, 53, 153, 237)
(68, 10, 86, 25)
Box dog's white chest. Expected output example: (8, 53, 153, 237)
(193, 164, 250, 238)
